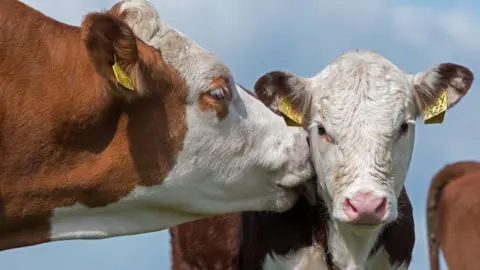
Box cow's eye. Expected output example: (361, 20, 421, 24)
(318, 125, 332, 143)
(318, 126, 327, 136)
(399, 122, 409, 135)
(208, 86, 231, 101)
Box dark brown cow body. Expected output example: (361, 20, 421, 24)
(427, 161, 480, 270)
(0, 0, 187, 250)
(170, 187, 414, 269)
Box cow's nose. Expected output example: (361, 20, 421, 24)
(343, 192, 387, 224)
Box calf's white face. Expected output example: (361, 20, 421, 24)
(112, 0, 314, 215)
(255, 50, 473, 227)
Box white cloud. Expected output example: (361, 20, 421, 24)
(24, 0, 480, 70)
(392, 6, 480, 57)
(145, 0, 480, 66)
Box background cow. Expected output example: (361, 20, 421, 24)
(427, 161, 480, 270)
(166, 50, 474, 269)
(0, 0, 314, 251)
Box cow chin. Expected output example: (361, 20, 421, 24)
(269, 188, 300, 212)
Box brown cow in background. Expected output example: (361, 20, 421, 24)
(427, 161, 480, 270)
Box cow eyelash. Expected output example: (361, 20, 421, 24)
(208, 86, 231, 101)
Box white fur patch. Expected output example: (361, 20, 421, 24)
(263, 246, 328, 270)
(367, 249, 408, 270)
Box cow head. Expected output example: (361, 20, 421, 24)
(106, 0, 315, 215)
(255, 50, 473, 228)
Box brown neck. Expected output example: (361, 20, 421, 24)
(0, 1, 188, 250)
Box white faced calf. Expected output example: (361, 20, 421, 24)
(255, 50, 473, 269)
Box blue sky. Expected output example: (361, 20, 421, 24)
(4, 0, 480, 269)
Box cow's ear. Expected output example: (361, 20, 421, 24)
(81, 12, 147, 100)
(412, 63, 473, 117)
(254, 71, 312, 128)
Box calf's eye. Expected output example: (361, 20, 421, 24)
(399, 122, 409, 135)
(317, 125, 333, 143)
(318, 126, 327, 136)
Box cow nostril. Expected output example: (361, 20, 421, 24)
(376, 198, 387, 214)
(345, 198, 357, 213)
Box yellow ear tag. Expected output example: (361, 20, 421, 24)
(422, 91, 448, 125)
(112, 55, 135, 91)
(278, 97, 303, 127)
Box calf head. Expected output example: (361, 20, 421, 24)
(255, 50, 473, 228)
(108, 0, 315, 214)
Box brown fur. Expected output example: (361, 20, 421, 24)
(0, 0, 187, 250)
(254, 71, 306, 115)
(254, 71, 313, 130)
(170, 214, 240, 270)
(427, 161, 480, 270)
(414, 63, 474, 113)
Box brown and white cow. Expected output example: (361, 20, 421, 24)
(0, 0, 315, 251)
(166, 50, 474, 269)
(427, 161, 480, 270)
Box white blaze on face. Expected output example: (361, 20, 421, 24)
(113, 0, 315, 215)
(255, 50, 473, 226)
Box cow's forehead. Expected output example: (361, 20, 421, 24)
(152, 31, 233, 92)
(310, 51, 413, 126)
(311, 51, 414, 132)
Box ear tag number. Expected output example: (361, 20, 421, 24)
(422, 91, 447, 125)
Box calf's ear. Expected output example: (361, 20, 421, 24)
(412, 63, 473, 119)
(254, 71, 312, 128)
(81, 12, 148, 100)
